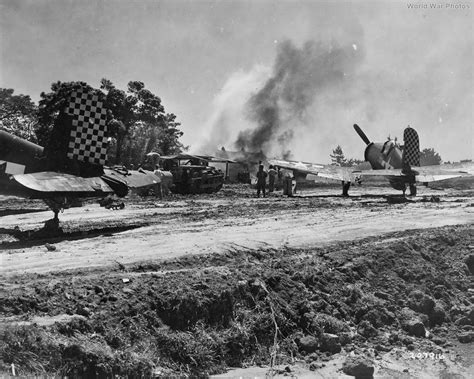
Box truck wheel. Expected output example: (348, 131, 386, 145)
(193, 180, 201, 194)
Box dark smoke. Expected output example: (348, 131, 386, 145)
(235, 39, 363, 156)
(277, 130, 293, 160)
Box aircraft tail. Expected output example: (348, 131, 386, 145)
(65, 89, 108, 165)
(45, 87, 108, 175)
(402, 126, 420, 167)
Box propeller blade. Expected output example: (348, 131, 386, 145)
(353, 124, 371, 145)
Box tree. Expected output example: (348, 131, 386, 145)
(420, 148, 442, 166)
(100, 79, 184, 165)
(99, 79, 140, 163)
(156, 113, 185, 155)
(330, 145, 364, 167)
(0, 88, 38, 142)
(330, 145, 347, 166)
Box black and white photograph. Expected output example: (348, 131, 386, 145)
(0, 0, 473, 377)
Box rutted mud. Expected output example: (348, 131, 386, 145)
(0, 223, 147, 250)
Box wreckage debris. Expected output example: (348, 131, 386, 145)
(99, 197, 125, 210)
(45, 243, 56, 251)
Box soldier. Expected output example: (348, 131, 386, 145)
(276, 167, 283, 190)
(256, 164, 268, 198)
(268, 165, 277, 193)
(153, 164, 164, 199)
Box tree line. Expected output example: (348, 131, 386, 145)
(0, 80, 185, 167)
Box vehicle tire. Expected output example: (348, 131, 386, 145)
(193, 180, 201, 194)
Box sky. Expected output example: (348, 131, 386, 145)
(0, 0, 472, 162)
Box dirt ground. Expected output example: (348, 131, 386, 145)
(1, 181, 473, 377)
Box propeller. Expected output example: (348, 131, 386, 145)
(353, 124, 371, 145)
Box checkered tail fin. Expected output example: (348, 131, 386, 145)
(402, 127, 420, 167)
(64, 89, 108, 166)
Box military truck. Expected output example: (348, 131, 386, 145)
(159, 154, 225, 194)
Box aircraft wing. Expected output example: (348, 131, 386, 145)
(353, 164, 472, 183)
(8, 172, 114, 198)
(103, 167, 161, 196)
(2, 168, 164, 200)
(159, 153, 236, 163)
(269, 159, 473, 184)
(268, 159, 354, 182)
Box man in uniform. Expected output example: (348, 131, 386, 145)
(153, 164, 164, 199)
(268, 165, 277, 193)
(256, 164, 268, 198)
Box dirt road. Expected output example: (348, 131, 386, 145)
(1, 185, 473, 276)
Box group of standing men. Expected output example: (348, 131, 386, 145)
(256, 163, 280, 198)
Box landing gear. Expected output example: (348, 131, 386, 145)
(43, 216, 61, 233)
(42, 198, 69, 235)
(400, 182, 416, 197)
(342, 181, 351, 197)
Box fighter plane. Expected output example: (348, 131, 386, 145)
(0, 86, 161, 227)
(269, 124, 473, 196)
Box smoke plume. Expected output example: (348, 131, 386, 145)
(195, 65, 270, 155)
(235, 40, 362, 157)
